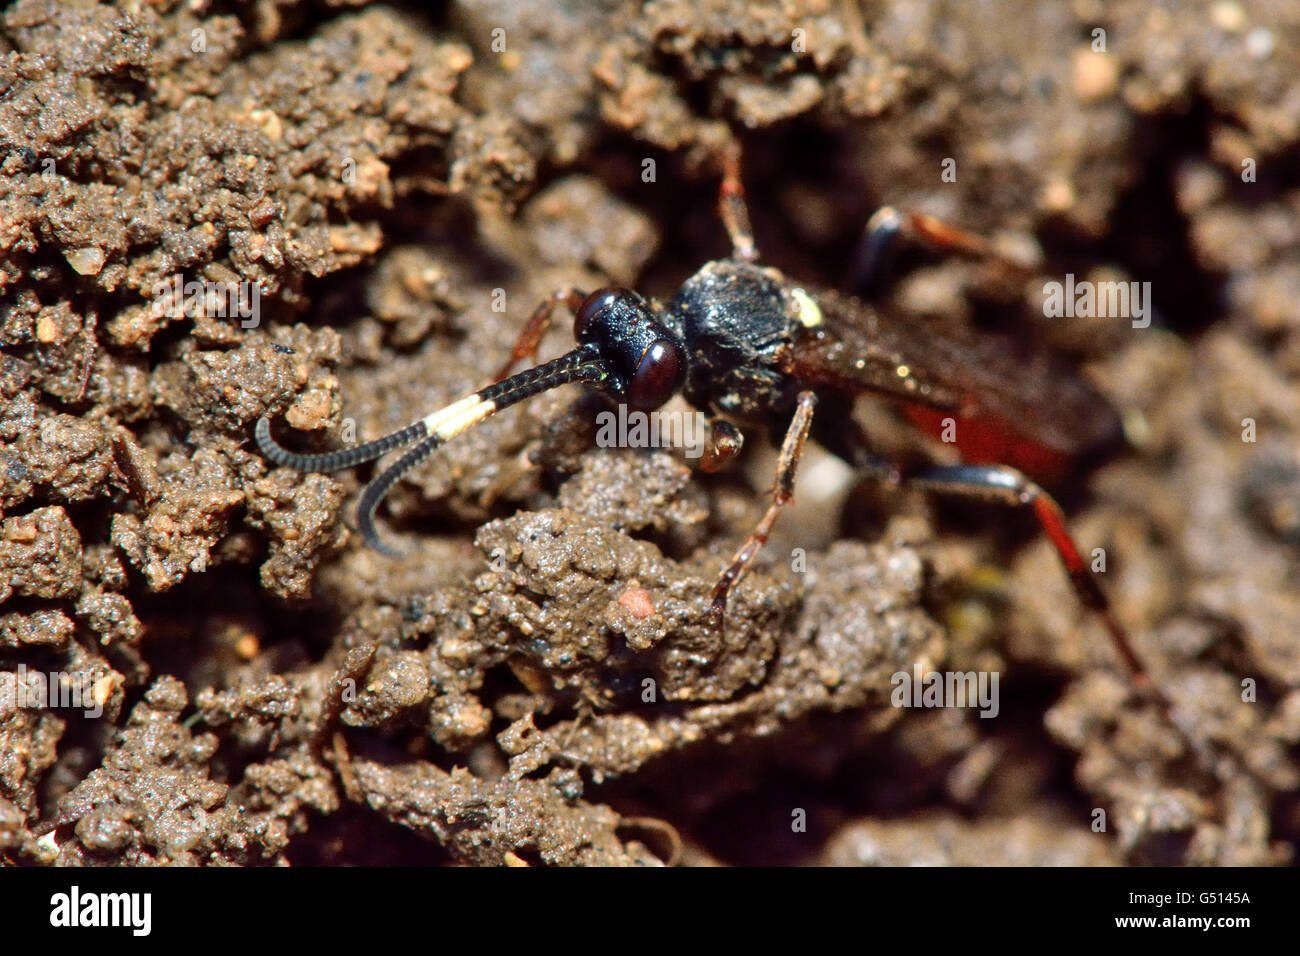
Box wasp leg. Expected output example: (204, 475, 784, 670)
(892, 209, 999, 259)
(904, 463, 1150, 686)
(850, 207, 1038, 297)
(709, 391, 817, 624)
(718, 143, 759, 262)
(847, 207, 909, 297)
(492, 288, 587, 383)
(819, 400, 1196, 755)
(699, 415, 744, 474)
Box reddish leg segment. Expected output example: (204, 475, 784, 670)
(709, 391, 817, 623)
(851, 206, 1037, 295)
(718, 145, 759, 262)
(492, 288, 585, 383)
(905, 463, 1149, 685)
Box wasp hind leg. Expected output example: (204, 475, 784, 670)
(904, 463, 1150, 686)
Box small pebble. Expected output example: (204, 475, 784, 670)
(618, 587, 656, 619)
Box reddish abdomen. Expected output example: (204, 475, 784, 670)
(903, 405, 1074, 482)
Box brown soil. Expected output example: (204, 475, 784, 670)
(1, 0, 1297, 866)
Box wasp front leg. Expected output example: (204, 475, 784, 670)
(492, 288, 586, 383)
(709, 391, 817, 625)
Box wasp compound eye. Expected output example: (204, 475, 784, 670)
(574, 287, 624, 341)
(628, 339, 684, 409)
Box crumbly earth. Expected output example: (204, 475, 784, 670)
(1, 0, 1297, 866)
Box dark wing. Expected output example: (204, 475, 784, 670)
(782, 286, 1121, 458)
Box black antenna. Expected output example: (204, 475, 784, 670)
(256, 344, 607, 554)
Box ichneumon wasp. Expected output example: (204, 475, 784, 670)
(257, 144, 1151, 690)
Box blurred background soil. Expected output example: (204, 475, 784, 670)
(1, 0, 1298, 866)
